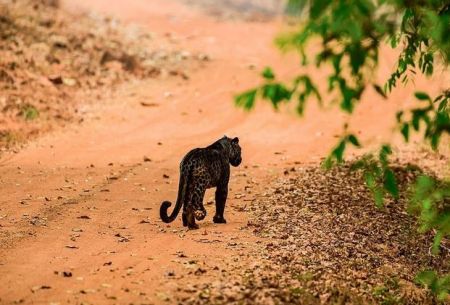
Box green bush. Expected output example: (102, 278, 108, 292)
(235, 0, 450, 299)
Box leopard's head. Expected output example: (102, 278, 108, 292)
(228, 137, 242, 167)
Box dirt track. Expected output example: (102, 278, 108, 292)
(0, 0, 449, 304)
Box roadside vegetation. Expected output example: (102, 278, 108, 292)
(0, 0, 199, 150)
(235, 0, 449, 302)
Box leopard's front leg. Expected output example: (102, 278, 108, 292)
(213, 182, 228, 224)
(182, 212, 188, 227)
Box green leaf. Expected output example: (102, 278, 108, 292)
(322, 157, 333, 170)
(373, 84, 387, 99)
(430, 133, 440, 150)
(401, 8, 414, 31)
(340, 86, 355, 113)
(350, 159, 366, 171)
(348, 43, 366, 73)
(310, 0, 330, 18)
(373, 187, 384, 208)
(332, 139, 346, 163)
(262, 67, 275, 80)
(398, 59, 406, 74)
(383, 169, 399, 199)
(390, 35, 398, 48)
(416, 271, 437, 287)
(412, 112, 421, 131)
(261, 83, 292, 108)
(347, 134, 360, 147)
(365, 172, 376, 189)
(415, 92, 431, 101)
(401, 123, 409, 142)
(235, 89, 257, 110)
(379, 145, 392, 166)
(297, 95, 309, 114)
(415, 270, 450, 300)
(437, 98, 448, 112)
(432, 231, 443, 254)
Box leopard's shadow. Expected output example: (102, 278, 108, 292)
(184, 220, 228, 230)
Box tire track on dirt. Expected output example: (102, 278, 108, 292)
(0, 163, 140, 250)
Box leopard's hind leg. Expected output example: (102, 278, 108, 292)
(192, 183, 207, 221)
(185, 183, 207, 230)
(182, 181, 196, 228)
(187, 211, 198, 229)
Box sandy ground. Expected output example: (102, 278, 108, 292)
(0, 0, 448, 304)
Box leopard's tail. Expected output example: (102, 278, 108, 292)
(160, 173, 188, 223)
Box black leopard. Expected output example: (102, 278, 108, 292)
(160, 136, 242, 229)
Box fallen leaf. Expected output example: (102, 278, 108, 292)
(140, 102, 158, 107)
(194, 268, 207, 276)
(143, 155, 152, 162)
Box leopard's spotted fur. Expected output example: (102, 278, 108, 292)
(160, 136, 242, 229)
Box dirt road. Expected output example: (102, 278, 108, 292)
(0, 0, 448, 304)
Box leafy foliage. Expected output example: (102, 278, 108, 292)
(409, 175, 450, 254)
(235, 67, 320, 114)
(235, 89, 258, 110)
(397, 90, 450, 149)
(235, 0, 450, 298)
(416, 271, 450, 300)
(236, 0, 450, 141)
(322, 133, 360, 169)
(372, 277, 403, 305)
(351, 145, 399, 208)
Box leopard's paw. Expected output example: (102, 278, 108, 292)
(194, 209, 206, 220)
(213, 215, 227, 224)
(188, 223, 199, 230)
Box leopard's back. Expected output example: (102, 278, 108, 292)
(180, 147, 224, 187)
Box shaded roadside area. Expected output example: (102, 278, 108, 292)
(183, 158, 449, 305)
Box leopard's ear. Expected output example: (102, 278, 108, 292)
(231, 137, 239, 144)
